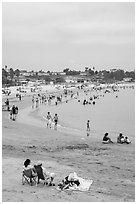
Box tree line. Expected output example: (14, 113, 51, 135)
(2, 67, 135, 87)
(2, 68, 20, 86)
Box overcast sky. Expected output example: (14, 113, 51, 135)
(2, 2, 135, 72)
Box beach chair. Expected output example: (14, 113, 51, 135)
(34, 165, 48, 185)
(22, 169, 38, 186)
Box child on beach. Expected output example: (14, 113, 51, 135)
(117, 133, 131, 144)
(124, 136, 131, 144)
(46, 112, 52, 128)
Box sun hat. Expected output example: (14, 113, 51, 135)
(37, 161, 42, 166)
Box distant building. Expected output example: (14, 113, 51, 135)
(80, 71, 87, 76)
(65, 76, 77, 83)
(123, 77, 133, 82)
(58, 72, 66, 76)
(20, 80, 29, 86)
(20, 71, 30, 77)
(36, 79, 45, 84)
(110, 69, 117, 72)
(37, 72, 49, 76)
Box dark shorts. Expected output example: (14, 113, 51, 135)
(54, 120, 58, 125)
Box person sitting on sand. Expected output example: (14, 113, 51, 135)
(103, 133, 113, 143)
(117, 133, 124, 144)
(124, 136, 131, 144)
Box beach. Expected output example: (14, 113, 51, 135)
(2, 84, 135, 202)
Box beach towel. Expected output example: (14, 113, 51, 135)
(57, 172, 93, 192)
(69, 177, 93, 191)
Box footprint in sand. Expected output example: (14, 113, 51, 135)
(110, 165, 120, 169)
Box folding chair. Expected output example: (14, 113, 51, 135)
(34, 165, 47, 185)
(22, 169, 38, 186)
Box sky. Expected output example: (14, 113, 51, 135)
(2, 2, 135, 72)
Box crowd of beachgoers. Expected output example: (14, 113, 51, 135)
(3, 82, 134, 141)
(2, 82, 135, 202)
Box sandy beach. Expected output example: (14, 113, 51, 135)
(2, 85, 135, 202)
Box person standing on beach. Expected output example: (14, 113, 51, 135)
(5, 98, 9, 110)
(87, 120, 90, 132)
(46, 112, 52, 128)
(53, 113, 58, 130)
(9, 107, 12, 119)
(15, 106, 18, 119)
(12, 105, 16, 121)
(32, 96, 35, 108)
(36, 98, 39, 108)
(19, 94, 22, 100)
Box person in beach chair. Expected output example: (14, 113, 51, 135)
(102, 133, 113, 144)
(22, 159, 37, 186)
(34, 161, 55, 186)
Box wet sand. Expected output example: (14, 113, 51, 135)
(2, 87, 135, 202)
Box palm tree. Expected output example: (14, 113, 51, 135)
(9, 68, 14, 81)
(14, 69, 20, 85)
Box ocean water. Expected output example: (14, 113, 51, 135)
(42, 86, 135, 140)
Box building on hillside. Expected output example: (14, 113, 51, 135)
(65, 76, 77, 83)
(20, 71, 30, 77)
(37, 72, 49, 76)
(58, 72, 66, 76)
(110, 69, 117, 72)
(80, 71, 87, 76)
(123, 77, 133, 82)
(36, 79, 45, 84)
(20, 80, 29, 86)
